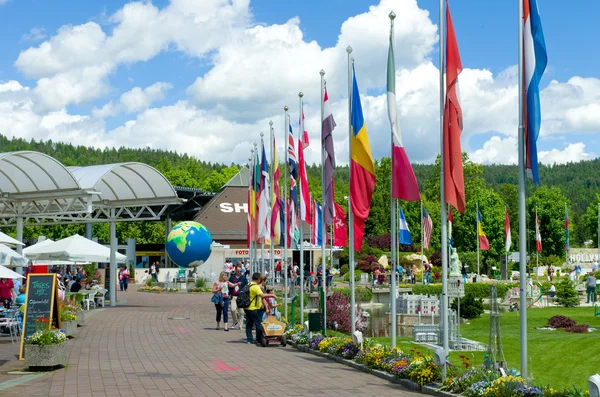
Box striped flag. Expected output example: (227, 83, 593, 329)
(350, 66, 376, 252)
(257, 140, 271, 240)
(448, 208, 453, 248)
(477, 208, 490, 251)
(270, 134, 281, 246)
(322, 86, 336, 225)
(398, 207, 412, 245)
(443, 0, 466, 214)
(247, 163, 252, 248)
(312, 199, 322, 246)
(298, 109, 311, 223)
(333, 202, 348, 247)
(301, 104, 309, 149)
(422, 207, 433, 250)
(535, 209, 542, 253)
(523, 0, 548, 184)
(387, 17, 420, 201)
(504, 208, 511, 253)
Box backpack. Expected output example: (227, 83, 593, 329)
(236, 282, 258, 309)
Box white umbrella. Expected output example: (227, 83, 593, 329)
(0, 264, 24, 279)
(0, 244, 27, 267)
(0, 231, 24, 246)
(23, 238, 55, 256)
(25, 234, 127, 264)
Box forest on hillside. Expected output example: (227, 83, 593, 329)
(2, 135, 600, 262)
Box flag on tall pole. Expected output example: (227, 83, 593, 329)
(504, 207, 512, 253)
(322, 85, 337, 225)
(312, 199, 323, 246)
(477, 207, 490, 251)
(247, 155, 253, 248)
(565, 205, 570, 252)
(257, 138, 271, 240)
(443, 1, 466, 214)
(524, 0, 548, 185)
(288, 115, 299, 248)
(298, 111, 312, 224)
(398, 207, 412, 245)
(271, 134, 282, 246)
(350, 65, 376, 252)
(422, 207, 433, 250)
(333, 202, 348, 247)
(387, 15, 420, 202)
(535, 209, 542, 253)
(301, 105, 310, 149)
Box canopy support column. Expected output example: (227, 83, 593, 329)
(85, 223, 92, 240)
(110, 208, 117, 307)
(16, 217, 23, 255)
(165, 215, 172, 268)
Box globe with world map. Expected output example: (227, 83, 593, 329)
(166, 221, 213, 267)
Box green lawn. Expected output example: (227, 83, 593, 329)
(362, 307, 600, 390)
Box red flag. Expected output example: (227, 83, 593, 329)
(298, 137, 312, 224)
(535, 210, 542, 253)
(333, 202, 348, 247)
(443, 1, 466, 214)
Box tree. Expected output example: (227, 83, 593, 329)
(555, 279, 579, 307)
(527, 186, 571, 257)
(581, 193, 600, 247)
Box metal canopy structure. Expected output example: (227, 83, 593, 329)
(0, 151, 96, 223)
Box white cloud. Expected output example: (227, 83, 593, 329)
(470, 136, 594, 165)
(21, 27, 47, 42)
(2, 0, 600, 166)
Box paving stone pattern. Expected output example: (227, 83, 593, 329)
(2, 291, 421, 397)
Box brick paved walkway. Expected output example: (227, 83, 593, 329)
(0, 291, 421, 397)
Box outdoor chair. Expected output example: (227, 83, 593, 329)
(96, 289, 107, 307)
(83, 290, 96, 310)
(74, 292, 85, 308)
(0, 308, 21, 343)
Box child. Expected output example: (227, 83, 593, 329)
(264, 286, 280, 321)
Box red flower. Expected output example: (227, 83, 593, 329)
(459, 355, 465, 359)
(465, 363, 470, 368)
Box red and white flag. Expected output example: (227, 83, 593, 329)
(301, 104, 309, 149)
(535, 210, 542, 253)
(387, 17, 420, 201)
(422, 206, 433, 250)
(333, 202, 348, 247)
(504, 208, 511, 253)
(298, 105, 311, 224)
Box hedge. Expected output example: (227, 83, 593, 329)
(333, 286, 373, 303)
(411, 282, 518, 299)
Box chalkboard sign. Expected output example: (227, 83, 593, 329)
(19, 274, 60, 360)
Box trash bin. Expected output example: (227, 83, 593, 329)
(308, 312, 322, 332)
(473, 276, 477, 283)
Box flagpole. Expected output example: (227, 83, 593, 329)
(260, 133, 265, 275)
(283, 106, 289, 321)
(269, 120, 275, 286)
(517, 0, 528, 379)
(298, 92, 305, 327)
(388, 11, 398, 348)
(476, 202, 480, 278)
(505, 204, 508, 279)
(421, 200, 424, 284)
(319, 71, 328, 335)
(346, 46, 356, 335)
(565, 203, 568, 265)
(250, 150, 255, 273)
(248, 153, 253, 271)
(535, 207, 538, 282)
(438, 0, 449, 380)
(597, 203, 599, 261)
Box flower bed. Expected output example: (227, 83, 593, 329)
(285, 328, 591, 397)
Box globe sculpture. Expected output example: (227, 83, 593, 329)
(166, 221, 213, 267)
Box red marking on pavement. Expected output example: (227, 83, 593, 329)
(208, 360, 246, 371)
(175, 327, 191, 333)
(175, 309, 182, 312)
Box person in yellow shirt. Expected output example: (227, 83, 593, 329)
(245, 272, 276, 345)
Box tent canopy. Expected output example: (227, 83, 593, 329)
(25, 234, 127, 264)
(0, 244, 26, 267)
(0, 231, 24, 246)
(0, 264, 24, 279)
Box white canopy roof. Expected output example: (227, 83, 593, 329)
(0, 231, 24, 246)
(0, 264, 24, 279)
(69, 163, 179, 205)
(0, 151, 80, 194)
(0, 244, 27, 267)
(23, 238, 55, 255)
(25, 234, 127, 264)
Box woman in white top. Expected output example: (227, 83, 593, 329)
(211, 271, 240, 331)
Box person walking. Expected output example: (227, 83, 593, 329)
(212, 272, 237, 331)
(461, 263, 469, 284)
(228, 264, 246, 329)
(586, 272, 597, 303)
(151, 262, 158, 282)
(244, 272, 276, 345)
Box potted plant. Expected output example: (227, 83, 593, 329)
(60, 306, 78, 337)
(24, 315, 68, 369)
(65, 301, 86, 326)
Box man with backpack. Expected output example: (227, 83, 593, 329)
(228, 263, 247, 329)
(236, 272, 276, 345)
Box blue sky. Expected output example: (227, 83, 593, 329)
(0, 0, 598, 165)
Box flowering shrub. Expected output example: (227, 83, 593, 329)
(26, 316, 67, 346)
(326, 292, 368, 333)
(318, 337, 349, 355)
(283, 324, 304, 339)
(565, 324, 589, 333)
(62, 302, 82, 313)
(308, 335, 325, 350)
(60, 310, 77, 322)
(483, 376, 530, 397)
(441, 366, 499, 394)
(340, 341, 360, 359)
(547, 315, 576, 328)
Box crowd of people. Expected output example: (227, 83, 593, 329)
(211, 261, 278, 345)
